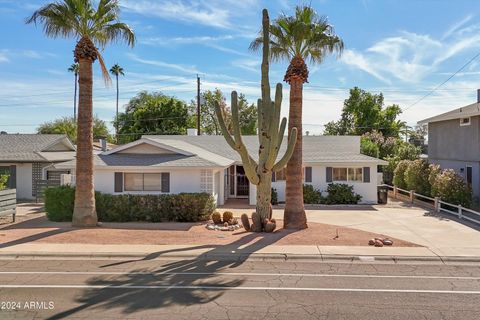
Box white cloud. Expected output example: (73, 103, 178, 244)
(122, 0, 231, 29)
(442, 14, 473, 39)
(0, 50, 9, 63)
(232, 58, 261, 72)
(342, 18, 480, 84)
(127, 54, 200, 75)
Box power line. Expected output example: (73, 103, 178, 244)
(403, 50, 480, 112)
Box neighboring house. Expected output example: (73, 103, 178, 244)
(0, 134, 75, 200)
(56, 134, 386, 205)
(418, 93, 480, 198)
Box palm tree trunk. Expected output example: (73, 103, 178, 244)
(284, 77, 307, 229)
(115, 74, 119, 143)
(74, 73, 78, 120)
(72, 57, 97, 227)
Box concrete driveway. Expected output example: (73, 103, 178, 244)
(222, 199, 480, 257)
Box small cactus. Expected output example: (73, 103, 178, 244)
(264, 218, 276, 233)
(223, 211, 234, 223)
(268, 203, 273, 220)
(211, 211, 222, 225)
(241, 213, 251, 231)
(228, 217, 238, 226)
(251, 212, 262, 232)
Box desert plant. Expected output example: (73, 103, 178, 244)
(303, 184, 322, 204)
(241, 213, 251, 231)
(222, 211, 234, 224)
(211, 211, 222, 224)
(215, 9, 297, 232)
(325, 183, 361, 204)
(228, 218, 239, 226)
(264, 218, 276, 233)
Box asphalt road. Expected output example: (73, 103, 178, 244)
(0, 258, 479, 319)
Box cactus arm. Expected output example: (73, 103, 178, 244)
(265, 84, 283, 170)
(272, 127, 298, 172)
(261, 9, 271, 107)
(214, 100, 237, 150)
(223, 91, 260, 185)
(271, 117, 287, 164)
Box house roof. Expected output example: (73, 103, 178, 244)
(418, 102, 480, 124)
(0, 134, 76, 163)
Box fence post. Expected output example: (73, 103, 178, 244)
(393, 186, 397, 199)
(434, 197, 440, 213)
(409, 190, 415, 203)
(458, 205, 463, 219)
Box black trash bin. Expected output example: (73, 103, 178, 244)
(377, 185, 388, 204)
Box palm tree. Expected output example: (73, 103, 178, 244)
(109, 63, 124, 142)
(68, 63, 79, 120)
(250, 6, 343, 229)
(27, 0, 135, 227)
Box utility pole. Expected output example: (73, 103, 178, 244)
(197, 75, 201, 135)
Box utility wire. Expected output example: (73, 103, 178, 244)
(403, 50, 480, 112)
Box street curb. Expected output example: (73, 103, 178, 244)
(1, 251, 480, 263)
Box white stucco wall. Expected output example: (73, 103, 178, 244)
(250, 163, 379, 205)
(1, 163, 33, 200)
(94, 168, 224, 205)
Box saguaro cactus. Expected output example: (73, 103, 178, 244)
(215, 9, 297, 232)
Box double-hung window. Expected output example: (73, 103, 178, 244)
(124, 173, 162, 191)
(332, 167, 363, 182)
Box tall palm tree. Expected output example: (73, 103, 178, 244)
(250, 6, 343, 229)
(109, 63, 124, 142)
(68, 63, 79, 120)
(27, 0, 135, 227)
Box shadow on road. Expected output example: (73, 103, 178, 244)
(48, 230, 290, 319)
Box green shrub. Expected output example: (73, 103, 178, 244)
(303, 184, 322, 204)
(393, 160, 410, 189)
(404, 159, 432, 196)
(44, 186, 216, 222)
(431, 169, 472, 207)
(44, 186, 76, 221)
(325, 183, 362, 204)
(271, 188, 278, 205)
(0, 174, 8, 191)
(222, 211, 234, 223)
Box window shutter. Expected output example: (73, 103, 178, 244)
(8, 165, 16, 189)
(161, 172, 170, 193)
(363, 167, 370, 183)
(271, 172, 276, 182)
(114, 172, 123, 192)
(305, 167, 312, 183)
(326, 167, 332, 183)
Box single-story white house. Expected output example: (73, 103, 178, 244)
(55, 134, 387, 205)
(0, 134, 76, 200)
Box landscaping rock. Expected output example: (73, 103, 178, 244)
(382, 239, 393, 246)
(374, 240, 384, 247)
(368, 239, 375, 246)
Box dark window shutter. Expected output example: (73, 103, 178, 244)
(114, 172, 123, 192)
(271, 172, 276, 182)
(161, 172, 170, 193)
(326, 167, 332, 183)
(8, 165, 16, 188)
(363, 167, 370, 183)
(305, 167, 312, 183)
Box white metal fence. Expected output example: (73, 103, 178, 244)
(384, 184, 480, 226)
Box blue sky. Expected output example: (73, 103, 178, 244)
(2, 0, 480, 135)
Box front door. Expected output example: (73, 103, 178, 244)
(236, 166, 249, 198)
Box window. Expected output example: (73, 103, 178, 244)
(460, 117, 471, 126)
(466, 166, 473, 188)
(124, 173, 161, 191)
(333, 167, 363, 182)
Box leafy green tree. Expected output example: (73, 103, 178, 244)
(189, 89, 257, 135)
(0, 174, 8, 191)
(324, 87, 404, 137)
(431, 169, 472, 207)
(404, 159, 432, 196)
(37, 116, 110, 143)
(27, 0, 135, 227)
(250, 5, 343, 229)
(116, 91, 190, 143)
